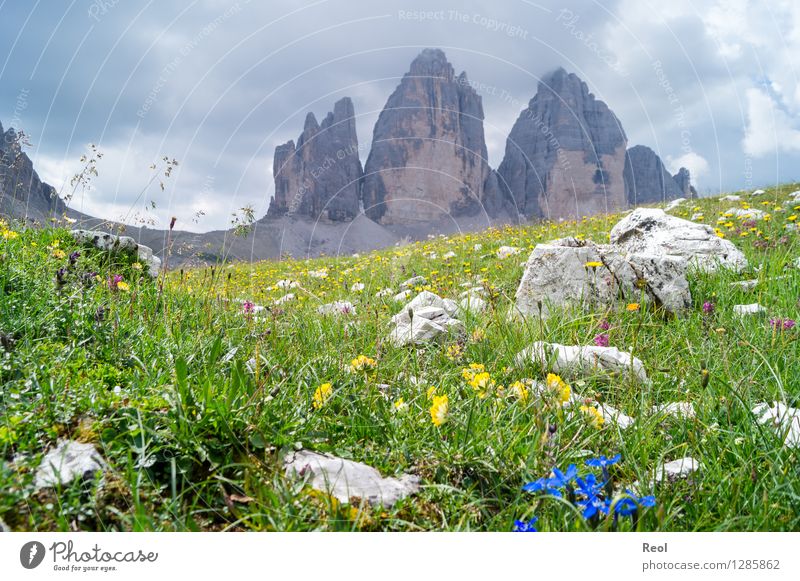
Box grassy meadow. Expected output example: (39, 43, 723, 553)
(1, 184, 799, 532)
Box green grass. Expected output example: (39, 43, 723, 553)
(1, 184, 799, 532)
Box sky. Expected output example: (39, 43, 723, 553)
(1, 0, 799, 232)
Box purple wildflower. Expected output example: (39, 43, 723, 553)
(69, 251, 80, 265)
(770, 318, 796, 330)
(598, 319, 610, 331)
(108, 274, 123, 290)
(594, 333, 610, 347)
(703, 301, 715, 314)
(243, 300, 255, 314)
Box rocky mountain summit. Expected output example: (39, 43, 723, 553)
(0, 121, 66, 222)
(624, 145, 689, 205)
(361, 48, 503, 224)
(497, 68, 629, 220)
(267, 97, 363, 221)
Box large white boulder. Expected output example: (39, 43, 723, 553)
(514, 341, 648, 382)
(609, 208, 748, 273)
(513, 237, 690, 318)
(284, 450, 419, 507)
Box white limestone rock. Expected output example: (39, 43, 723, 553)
(720, 195, 742, 202)
(388, 291, 464, 347)
(393, 290, 412, 302)
(752, 402, 800, 448)
(34, 440, 106, 490)
(600, 404, 635, 429)
(609, 208, 748, 273)
(284, 450, 419, 507)
(751, 189, 766, 196)
(514, 341, 648, 382)
(400, 275, 426, 289)
(665, 197, 686, 211)
(652, 402, 696, 419)
(513, 237, 691, 318)
(274, 293, 296, 305)
(496, 245, 521, 259)
(653, 457, 702, 484)
(733, 303, 766, 316)
(71, 229, 161, 278)
(317, 301, 356, 316)
(459, 295, 486, 315)
(725, 207, 766, 220)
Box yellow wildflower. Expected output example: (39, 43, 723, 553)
(446, 344, 463, 361)
(584, 261, 603, 268)
(430, 394, 449, 426)
(471, 328, 486, 342)
(313, 383, 333, 409)
(426, 386, 437, 400)
(509, 381, 529, 403)
(116, 281, 130, 292)
(626, 303, 640, 311)
(349, 355, 377, 373)
(580, 404, 605, 429)
(546, 373, 571, 404)
(468, 371, 495, 398)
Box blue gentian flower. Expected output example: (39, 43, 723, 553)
(522, 477, 563, 497)
(513, 517, 538, 532)
(586, 454, 621, 468)
(550, 464, 578, 487)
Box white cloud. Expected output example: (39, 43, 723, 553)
(666, 152, 710, 183)
(743, 88, 800, 157)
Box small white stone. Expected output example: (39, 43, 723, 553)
(317, 301, 356, 316)
(393, 290, 412, 302)
(459, 295, 486, 315)
(35, 440, 106, 490)
(720, 195, 742, 202)
(284, 450, 419, 507)
(665, 198, 686, 211)
(751, 189, 766, 196)
(733, 303, 766, 316)
(653, 457, 702, 483)
(274, 293, 295, 305)
(752, 402, 800, 448)
(496, 245, 521, 259)
(350, 282, 365, 292)
(652, 402, 696, 419)
(375, 288, 394, 298)
(600, 404, 635, 429)
(724, 207, 766, 220)
(400, 275, 426, 289)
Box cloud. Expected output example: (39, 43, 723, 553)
(666, 152, 710, 183)
(743, 87, 800, 158)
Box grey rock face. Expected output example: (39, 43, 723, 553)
(361, 49, 502, 224)
(267, 97, 363, 222)
(672, 167, 694, 198)
(497, 68, 628, 220)
(624, 145, 686, 205)
(284, 450, 419, 507)
(0, 122, 66, 222)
